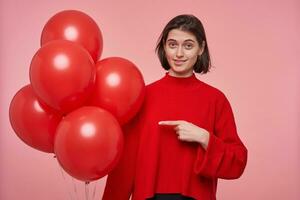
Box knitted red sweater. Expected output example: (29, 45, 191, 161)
(102, 72, 247, 200)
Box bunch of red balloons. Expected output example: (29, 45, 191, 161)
(9, 10, 145, 182)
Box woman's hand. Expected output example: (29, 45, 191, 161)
(158, 120, 210, 150)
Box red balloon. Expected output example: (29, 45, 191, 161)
(30, 40, 96, 114)
(54, 106, 124, 182)
(41, 10, 103, 62)
(89, 57, 146, 125)
(9, 85, 62, 153)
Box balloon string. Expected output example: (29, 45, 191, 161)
(54, 155, 74, 200)
(72, 177, 80, 200)
(85, 182, 90, 200)
(92, 181, 97, 200)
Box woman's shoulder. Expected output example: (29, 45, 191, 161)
(145, 79, 161, 89)
(200, 81, 233, 110)
(144, 75, 167, 92)
(199, 80, 226, 99)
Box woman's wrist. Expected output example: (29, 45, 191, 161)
(199, 130, 210, 150)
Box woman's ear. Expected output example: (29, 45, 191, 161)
(199, 41, 206, 56)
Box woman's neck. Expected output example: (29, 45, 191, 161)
(168, 69, 194, 78)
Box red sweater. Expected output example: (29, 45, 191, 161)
(102, 72, 247, 200)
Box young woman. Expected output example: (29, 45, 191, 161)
(102, 14, 248, 200)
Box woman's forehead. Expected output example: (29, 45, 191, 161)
(167, 29, 197, 42)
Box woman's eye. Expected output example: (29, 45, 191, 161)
(168, 43, 177, 48)
(184, 44, 193, 49)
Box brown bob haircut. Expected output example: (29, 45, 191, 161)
(155, 14, 211, 74)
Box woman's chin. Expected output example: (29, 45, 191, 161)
(170, 66, 192, 75)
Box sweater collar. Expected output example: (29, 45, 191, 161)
(162, 72, 199, 87)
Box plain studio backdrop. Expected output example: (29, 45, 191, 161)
(0, 0, 299, 199)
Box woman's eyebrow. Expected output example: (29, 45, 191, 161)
(166, 39, 177, 42)
(166, 39, 196, 43)
(184, 39, 196, 43)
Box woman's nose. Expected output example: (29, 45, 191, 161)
(176, 46, 184, 57)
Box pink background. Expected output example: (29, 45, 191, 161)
(1, 0, 299, 199)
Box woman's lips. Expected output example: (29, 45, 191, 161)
(174, 59, 187, 65)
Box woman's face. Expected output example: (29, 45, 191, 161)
(164, 29, 204, 77)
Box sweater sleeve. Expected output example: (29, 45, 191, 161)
(102, 109, 143, 200)
(194, 93, 248, 179)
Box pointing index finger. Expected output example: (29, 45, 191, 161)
(158, 120, 182, 126)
